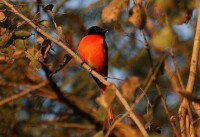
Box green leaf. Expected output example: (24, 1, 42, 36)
(93, 130, 103, 137)
(96, 106, 107, 121)
(38, 20, 50, 28)
(1, 45, 15, 56)
(0, 32, 13, 48)
(151, 26, 177, 51)
(26, 47, 41, 71)
(13, 30, 32, 40)
(15, 39, 26, 50)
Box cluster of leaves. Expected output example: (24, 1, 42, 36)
(0, 0, 199, 137)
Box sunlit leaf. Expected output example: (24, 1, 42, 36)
(96, 106, 107, 121)
(1, 45, 15, 56)
(13, 30, 32, 40)
(15, 39, 26, 50)
(37, 35, 44, 44)
(0, 11, 5, 22)
(38, 20, 50, 28)
(0, 32, 13, 48)
(26, 47, 41, 71)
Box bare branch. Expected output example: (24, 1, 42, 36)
(0, 81, 48, 106)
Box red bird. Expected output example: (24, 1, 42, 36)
(78, 26, 113, 121)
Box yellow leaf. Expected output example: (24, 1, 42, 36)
(151, 26, 177, 51)
(0, 11, 5, 22)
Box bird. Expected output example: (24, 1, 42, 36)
(78, 26, 113, 122)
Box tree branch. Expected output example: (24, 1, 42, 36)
(0, 81, 48, 106)
(178, 2, 200, 137)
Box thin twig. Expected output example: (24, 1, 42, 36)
(141, 30, 153, 68)
(27, 120, 95, 129)
(155, 83, 180, 137)
(0, 81, 48, 106)
(169, 49, 185, 90)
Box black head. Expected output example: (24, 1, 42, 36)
(84, 26, 108, 37)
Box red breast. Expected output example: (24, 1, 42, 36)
(78, 35, 106, 76)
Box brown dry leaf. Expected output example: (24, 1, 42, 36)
(121, 76, 140, 101)
(37, 35, 44, 45)
(0, 11, 5, 22)
(192, 102, 200, 116)
(101, 0, 128, 23)
(112, 123, 143, 137)
(114, 22, 125, 34)
(128, 4, 147, 29)
(172, 9, 193, 25)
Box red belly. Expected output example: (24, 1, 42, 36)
(78, 35, 106, 76)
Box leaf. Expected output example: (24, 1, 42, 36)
(128, 4, 147, 29)
(0, 32, 13, 48)
(26, 47, 41, 71)
(93, 130, 103, 137)
(49, 54, 72, 77)
(43, 4, 54, 11)
(121, 76, 140, 101)
(101, 0, 128, 23)
(13, 30, 32, 40)
(0, 11, 5, 22)
(15, 39, 26, 50)
(96, 86, 115, 109)
(39, 39, 52, 59)
(37, 35, 44, 44)
(96, 106, 107, 121)
(114, 22, 125, 34)
(1, 45, 15, 56)
(151, 26, 177, 51)
(38, 20, 50, 28)
(171, 9, 193, 25)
